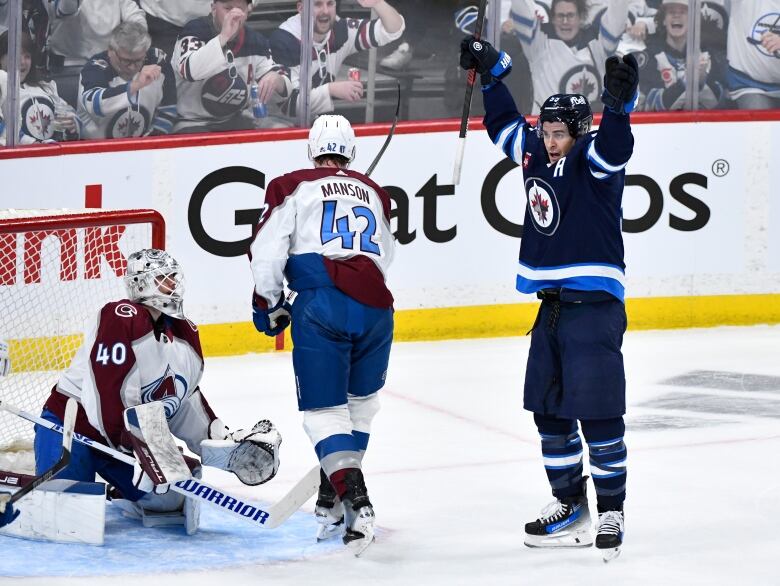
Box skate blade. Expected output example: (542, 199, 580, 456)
(601, 547, 621, 563)
(524, 530, 593, 549)
(346, 533, 376, 557)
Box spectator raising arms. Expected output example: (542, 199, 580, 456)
(172, 0, 292, 133)
(0, 31, 79, 145)
(510, 0, 632, 113)
(636, 0, 725, 110)
(78, 22, 177, 139)
(269, 0, 405, 118)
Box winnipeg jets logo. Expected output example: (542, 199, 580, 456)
(559, 65, 600, 103)
(141, 365, 189, 418)
(750, 13, 780, 57)
(473, 41, 483, 51)
(524, 178, 560, 236)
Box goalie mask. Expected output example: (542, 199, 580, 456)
(124, 249, 186, 319)
(308, 114, 356, 163)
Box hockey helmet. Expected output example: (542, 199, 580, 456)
(308, 114, 356, 163)
(124, 249, 186, 319)
(538, 93, 593, 138)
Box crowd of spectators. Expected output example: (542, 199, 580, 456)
(0, 0, 777, 146)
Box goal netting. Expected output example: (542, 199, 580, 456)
(0, 209, 165, 473)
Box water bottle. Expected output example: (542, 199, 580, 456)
(250, 82, 267, 120)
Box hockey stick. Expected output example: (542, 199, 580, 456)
(0, 400, 320, 530)
(452, 0, 488, 185)
(0, 397, 77, 513)
(365, 81, 401, 177)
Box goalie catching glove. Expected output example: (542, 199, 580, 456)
(201, 420, 281, 486)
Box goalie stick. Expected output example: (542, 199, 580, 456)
(452, 0, 488, 185)
(0, 397, 77, 514)
(0, 399, 320, 530)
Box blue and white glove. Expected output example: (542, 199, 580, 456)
(252, 297, 292, 337)
(459, 36, 512, 89)
(601, 54, 640, 115)
(0, 495, 21, 528)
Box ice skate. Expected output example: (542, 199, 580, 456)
(315, 468, 344, 541)
(595, 509, 624, 562)
(341, 469, 376, 557)
(524, 494, 593, 548)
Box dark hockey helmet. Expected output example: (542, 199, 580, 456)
(538, 94, 593, 138)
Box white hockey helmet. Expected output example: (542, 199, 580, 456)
(308, 114, 356, 164)
(124, 249, 186, 319)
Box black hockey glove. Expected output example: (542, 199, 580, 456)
(601, 53, 639, 115)
(459, 36, 512, 88)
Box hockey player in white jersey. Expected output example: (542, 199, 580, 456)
(510, 0, 632, 112)
(78, 22, 178, 139)
(269, 0, 405, 118)
(31, 249, 281, 535)
(249, 115, 395, 556)
(171, 0, 292, 133)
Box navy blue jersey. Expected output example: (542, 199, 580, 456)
(483, 81, 634, 302)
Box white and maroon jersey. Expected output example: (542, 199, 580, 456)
(171, 16, 292, 132)
(249, 167, 395, 310)
(0, 75, 78, 145)
(727, 0, 780, 95)
(268, 13, 405, 117)
(510, 0, 632, 112)
(138, 0, 211, 27)
(47, 0, 147, 64)
(44, 300, 217, 455)
(77, 48, 177, 139)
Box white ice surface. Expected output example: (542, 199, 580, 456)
(3, 325, 780, 585)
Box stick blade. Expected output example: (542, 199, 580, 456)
(265, 465, 321, 529)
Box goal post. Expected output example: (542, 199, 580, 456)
(0, 209, 165, 472)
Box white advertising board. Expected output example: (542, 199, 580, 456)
(0, 120, 777, 325)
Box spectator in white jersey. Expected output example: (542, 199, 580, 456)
(78, 22, 177, 139)
(47, 0, 147, 67)
(726, 0, 780, 109)
(510, 0, 632, 112)
(137, 0, 212, 62)
(634, 0, 726, 110)
(0, 32, 80, 145)
(172, 0, 292, 133)
(269, 0, 405, 119)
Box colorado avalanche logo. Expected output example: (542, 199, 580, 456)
(524, 178, 560, 235)
(559, 64, 601, 104)
(141, 365, 188, 419)
(201, 70, 248, 117)
(108, 107, 149, 138)
(115, 303, 138, 318)
(21, 97, 55, 140)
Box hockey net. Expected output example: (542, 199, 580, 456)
(0, 209, 165, 473)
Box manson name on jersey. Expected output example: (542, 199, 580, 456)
(321, 181, 371, 203)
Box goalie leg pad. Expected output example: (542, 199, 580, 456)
(0, 479, 106, 545)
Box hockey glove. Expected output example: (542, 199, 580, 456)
(201, 419, 282, 486)
(459, 36, 512, 88)
(252, 297, 292, 337)
(0, 495, 20, 528)
(601, 53, 640, 115)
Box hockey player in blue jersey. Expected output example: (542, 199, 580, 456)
(460, 36, 639, 561)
